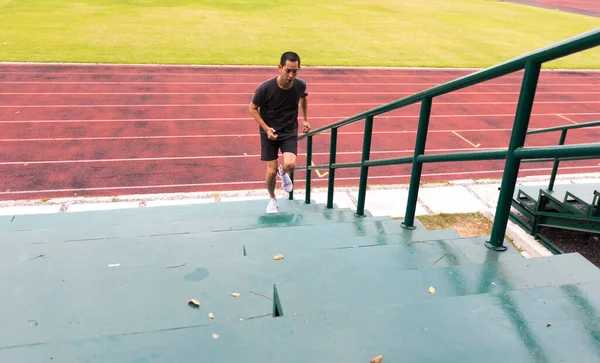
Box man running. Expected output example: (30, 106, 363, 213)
(249, 51, 311, 213)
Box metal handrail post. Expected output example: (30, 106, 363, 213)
(355, 116, 374, 217)
(326, 128, 338, 209)
(304, 136, 313, 204)
(288, 171, 294, 200)
(487, 60, 542, 251)
(548, 129, 568, 191)
(402, 97, 433, 230)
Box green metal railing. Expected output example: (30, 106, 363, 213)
(291, 27, 600, 252)
(523, 119, 600, 190)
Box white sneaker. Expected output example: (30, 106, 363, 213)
(277, 165, 293, 193)
(266, 198, 278, 213)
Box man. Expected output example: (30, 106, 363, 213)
(249, 51, 311, 213)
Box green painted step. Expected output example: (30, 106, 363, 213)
(275, 252, 599, 316)
(0, 209, 387, 244)
(516, 183, 598, 206)
(1, 240, 594, 347)
(2, 280, 600, 362)
(0, 224, 462, 277)
(0, 199, 344, 231)
(565, 188, 598, 216)
(0, 215, 457, 247)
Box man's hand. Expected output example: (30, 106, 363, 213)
(302, 121, 312, 133)
(267, 127, 278, 140)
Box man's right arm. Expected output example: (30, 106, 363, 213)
(249, 102, 277, 140)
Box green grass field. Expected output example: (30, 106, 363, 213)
(0, 0, 598, 68)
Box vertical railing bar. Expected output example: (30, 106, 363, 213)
(487, 60, 542, 251)
(355, 116, 374, 217)
(326, 128, 338, 209)
(547, 129, 567, 191)
(288, 171, 294, 200)
(402, 96, 433, 230)
(304, 136, 313, 204)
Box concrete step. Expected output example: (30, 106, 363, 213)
(2, 279, 600, 362)
(2, 242, 596, 347)
(0, 208, 387, 243)
(0, 199, 341, 231)
(0, 212, 456, 246)
(0, 222, 462, 276)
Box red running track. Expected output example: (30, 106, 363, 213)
(0, 63, 599, 201)
(503, 0, 600, 17)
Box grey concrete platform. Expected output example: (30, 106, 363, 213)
(1, 172, 599, 260)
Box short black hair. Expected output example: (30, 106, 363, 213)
(280, 51, 301, 67)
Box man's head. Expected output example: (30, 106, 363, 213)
(278, 51, 301, 88)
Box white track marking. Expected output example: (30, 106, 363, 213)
(0, 165, 597, 196)
(1, 101, 598, 108)
(0, 69, 598, 77)
(555, 114, 579, 124)
(4, 145, 600, 165)
(0, 148, 506, 165)
(0, 129, 516, 142)
(2, 62, 600, 71)
(2, 112, 599, 124)
(1, 81, 598, 86)
(2, 91, 599, 96)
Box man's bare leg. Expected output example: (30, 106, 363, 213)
(266, 160, 278, 199)
(281, 152, 296, 175)
(276, 152, 296, 193)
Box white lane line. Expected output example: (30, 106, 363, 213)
(0, 129, 516, 142)
(4, 127, 598, 143)
(0, 165, 597, 196)
(2, 91, 599, 95)
(0, 70, 598, 78)
(0, 71, 463, 76)
(555, 114, 579, 124)
(1, 101, 598, 108)
(0, 148, 508, 165)
(1, 81, 598, 86)
(2, 63, 599, 72)
(5, 144, 600, 165)
(2, 112, 599, 124)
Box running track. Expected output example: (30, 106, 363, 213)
(504, 0, 600, 17)
(0, 64, 599, 201)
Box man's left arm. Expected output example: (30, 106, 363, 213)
(300, 96, 311, 133)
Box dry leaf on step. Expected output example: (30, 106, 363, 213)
(429, 286, 436, 294)
(273, 254, 284, 260)
(231, 292, 241, 297)
(208, 312, 215, 319)
(188, 299, 200, 308)
(370, 355, 383, 363)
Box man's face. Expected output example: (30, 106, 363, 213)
(279, 60, 299, 86)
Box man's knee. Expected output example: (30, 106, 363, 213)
(283, 161, 296, 172)
(266, 163, 278, 178)
(282, 151, 296, 172)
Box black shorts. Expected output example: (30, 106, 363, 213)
(261, 135, 298, 161)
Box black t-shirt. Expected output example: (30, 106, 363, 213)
(251, 76, 308, 140)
